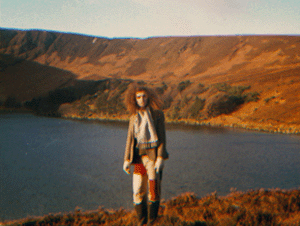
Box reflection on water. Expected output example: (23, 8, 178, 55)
(1, 113, 300, 221)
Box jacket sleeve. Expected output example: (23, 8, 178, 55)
(124, 116, 134, 163)
(156, 111, 169, 160)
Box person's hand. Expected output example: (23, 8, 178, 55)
(154, 157, 164, 173)
(123, 160, 131, 174)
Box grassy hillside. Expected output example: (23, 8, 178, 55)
(3, 189, 300, 226)
(1, 29, 300, 133)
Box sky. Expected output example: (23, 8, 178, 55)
(1, 0, 300, 38)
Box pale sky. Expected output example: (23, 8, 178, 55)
(1, 0, 300, 38)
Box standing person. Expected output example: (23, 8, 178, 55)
(123, 84, 168, 225)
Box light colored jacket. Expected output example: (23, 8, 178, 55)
(124, 109, 168, 164)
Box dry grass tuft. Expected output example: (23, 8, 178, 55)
(3, 189, 300, 226)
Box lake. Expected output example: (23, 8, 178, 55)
(1, 113, 300, 221)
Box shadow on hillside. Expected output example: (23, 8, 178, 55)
(0, 54, 110, 116)
(0, 54, 76, 101)
(25, 79, 108, 116)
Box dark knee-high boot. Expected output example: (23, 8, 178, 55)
(135, 198, 148, 225)
(147, 201, 160, 225)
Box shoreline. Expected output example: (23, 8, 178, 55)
(2, 108, 300, 134)
(59, 112, 300, 135)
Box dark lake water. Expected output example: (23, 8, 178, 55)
(1, 113, 300, 221)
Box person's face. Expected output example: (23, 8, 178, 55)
(136, 91, 148, 108)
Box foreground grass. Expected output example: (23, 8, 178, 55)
(3, 189, 300, 226)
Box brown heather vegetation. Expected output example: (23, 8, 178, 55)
(3, 189, 300, 226)
(1, 29, 300, 133)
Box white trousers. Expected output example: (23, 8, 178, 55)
(133, 155, 162, 204)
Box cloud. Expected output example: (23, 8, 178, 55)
(129, 0, 248, 14)
(129, 0, 161, 6)
(127, 0, 251, 33)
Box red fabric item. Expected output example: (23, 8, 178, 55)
(149, 179, 159, 202)
(134, 164, 147, 175)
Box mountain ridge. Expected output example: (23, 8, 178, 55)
(1, 28, 300, 133)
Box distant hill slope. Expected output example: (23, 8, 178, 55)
(1, 28, 300, 133)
